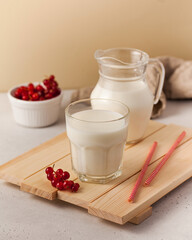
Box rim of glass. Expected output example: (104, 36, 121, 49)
(94, 47, 149, 69)
(65, 98, 130, 123)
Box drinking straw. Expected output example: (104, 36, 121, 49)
(144, 131, 186, 186)
(128, 141, 158, 203)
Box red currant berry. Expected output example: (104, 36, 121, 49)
(56, 88, 61, 96)
(36, 84, 44, 92)
(21, 86, 28, 92)
(14, 88, 22, 98)
(49, 89, 57, 96)
(28, 83, 35, 91)
(46, 84, 52, 90)
(28, 90, 34, 96)
(38, 92, 43, 97)
(45, 93, 53, 99)
(53, 173, 62, 182)
(49, 75, 55, 81)
(45, 167, 54, 175)
(43, 89, 48, 95)
(39, 96, 45, 101)
(51, 179, 57, 187)
(71, 183, 80, 192)
(22, 94, 29, 101)
(56, 169, 63, 176)
(47, 173, 54, 181)
(56, 182, 63, 190)
(55, 174, 63, 182)
(51, 81, 58, 88)
(63, 180, 69, 190)
(22, 90, 28, 96)
(43, 79, 49, 86)
(68, 180, 74, 189)
(32, 92, 39, 101)
(62, 171, 70, 180)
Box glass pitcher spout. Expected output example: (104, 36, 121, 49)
(94, 48, 149, 80)
(95, 48, 149, 66)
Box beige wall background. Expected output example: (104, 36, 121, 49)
(1, 0, 192, 92)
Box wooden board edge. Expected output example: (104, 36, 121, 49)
(0, 172, 21, 186)
(57, 190, 88, 209)
(88, 207, 124, 225)
(20, 181, 57, 200)
(121, 171, 192, 224)
(128, 206, 152, 224)
(88, 206, 153, 225)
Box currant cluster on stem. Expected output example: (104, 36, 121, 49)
(14, 75, 61, 101)
(45, 166, 80, 192)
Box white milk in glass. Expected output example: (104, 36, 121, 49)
(91, 79, 154, 142)
(66, 109, 128, 178)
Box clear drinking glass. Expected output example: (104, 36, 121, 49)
(65, 98, 129, 183)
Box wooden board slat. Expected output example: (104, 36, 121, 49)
(88, 140, 192, 224)
(0, 132, 70, 186)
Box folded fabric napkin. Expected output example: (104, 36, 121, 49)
(71, 56, 192, 118)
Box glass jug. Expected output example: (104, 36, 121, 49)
(91, 48, 165, 143)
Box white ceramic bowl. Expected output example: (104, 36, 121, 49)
(8, 83, 63, 128)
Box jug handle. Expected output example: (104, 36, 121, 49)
(148, 58, 165, 104)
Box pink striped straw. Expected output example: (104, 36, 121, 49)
(144, 131, 186, 186)
(128, 141, 158, 203)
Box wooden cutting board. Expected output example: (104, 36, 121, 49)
(1, 121, 192, 225)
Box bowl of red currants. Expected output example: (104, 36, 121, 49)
(8, 75, 63, 127)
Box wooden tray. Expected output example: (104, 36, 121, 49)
(1, 121, 192, 225)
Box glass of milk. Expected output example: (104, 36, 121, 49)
(65, 98, 129, 183)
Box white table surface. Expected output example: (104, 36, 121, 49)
(1, 92, 192, 240)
